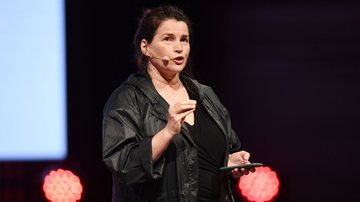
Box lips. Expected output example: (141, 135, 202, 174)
(173, 56, 184, 65)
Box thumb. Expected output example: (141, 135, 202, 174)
(241, 151, 250, 162)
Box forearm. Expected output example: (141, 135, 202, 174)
(151, 100, 196, 161)
(151, 127, 175, 161)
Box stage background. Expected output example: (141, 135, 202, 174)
(1, 0, 360, 201)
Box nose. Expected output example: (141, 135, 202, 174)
(174, 41, 183, 53)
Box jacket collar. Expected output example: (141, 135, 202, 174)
(126, 71, 204, 105)
(126, 71, 161, 104)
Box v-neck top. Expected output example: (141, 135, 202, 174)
(185, 88, 226, 201)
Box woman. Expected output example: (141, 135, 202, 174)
(102, 5, 254, 202)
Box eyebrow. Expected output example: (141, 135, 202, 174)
(161, 33, 189, 38)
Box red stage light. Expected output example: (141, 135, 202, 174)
(238, 166, 280, 202)
(43, 168, 83, 202)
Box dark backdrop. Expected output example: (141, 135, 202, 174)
(1, 1, 360, 201)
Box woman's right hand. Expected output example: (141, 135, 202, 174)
(164, 100, 197, 136)
(152, 99, 196, 161)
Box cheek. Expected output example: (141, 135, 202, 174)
(149, 44, 168, 55)
(184, 46, 190, 56)
(159, 47, 173, 56)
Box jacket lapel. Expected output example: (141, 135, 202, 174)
(126, 72, 197, 147)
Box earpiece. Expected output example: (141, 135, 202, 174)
(150, 55, 171, 64)
(162, 56, 170, 62)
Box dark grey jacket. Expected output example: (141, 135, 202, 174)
(102, 72, 241, 202)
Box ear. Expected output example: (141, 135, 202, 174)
(140, 39, 151, 57)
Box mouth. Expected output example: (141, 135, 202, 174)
(173, 56, 184, 65)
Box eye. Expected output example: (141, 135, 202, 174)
(181, 37, 189, 43)
(163, 37, 172, 41)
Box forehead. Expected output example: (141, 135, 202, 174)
(155, 19, 189, 36)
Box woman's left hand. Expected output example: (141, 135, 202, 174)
(227, 150, 256, 178)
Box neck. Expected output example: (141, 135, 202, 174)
(147, 66, 182, 90)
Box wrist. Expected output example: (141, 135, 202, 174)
(161, 127, 176, 140)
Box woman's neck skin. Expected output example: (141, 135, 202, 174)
(147, 65, 183, 91)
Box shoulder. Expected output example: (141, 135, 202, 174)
(181, 74, 216, 97)
(103, 74, 147, 115)
(188, 78, 228, 112)
(193, 79, 221, 102)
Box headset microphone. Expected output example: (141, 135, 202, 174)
(151, 55, 171, 64)
(162, 56, 170, 62)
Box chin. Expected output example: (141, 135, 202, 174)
(167, 64, 186, 73)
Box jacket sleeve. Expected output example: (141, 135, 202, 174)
(102, 87, 165, 185)
(221, 104, 242, 154)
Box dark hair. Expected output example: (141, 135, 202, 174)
(133, 5, 193, 75)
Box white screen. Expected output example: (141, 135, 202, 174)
(0, 0, 67, 160)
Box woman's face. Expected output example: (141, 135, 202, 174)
(142, 19, 190, 75)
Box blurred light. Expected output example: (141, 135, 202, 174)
(238, 166, 280, 202)
(43, 169, 83, 202)
(0, 0, 67, 162)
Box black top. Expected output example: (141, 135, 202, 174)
(186, 89, 226, 201)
